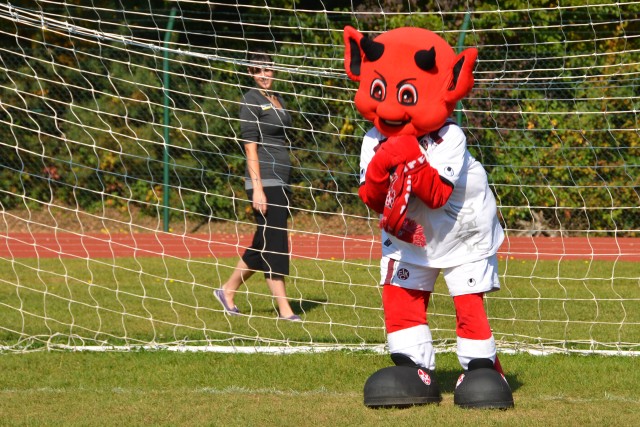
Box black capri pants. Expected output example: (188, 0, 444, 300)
(242, 185, 290, 279)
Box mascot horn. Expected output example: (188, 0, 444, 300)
(344, 25, 514, 409)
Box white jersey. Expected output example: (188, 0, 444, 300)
(359, 122, 504, 268)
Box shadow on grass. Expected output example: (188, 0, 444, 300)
(435, 368, 522, 394)
(293, 298, 325, 316)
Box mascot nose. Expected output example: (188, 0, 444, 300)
(376, 102, 409, 124)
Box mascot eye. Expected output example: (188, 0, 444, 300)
(398, 83, 418, 105)
(370, 78, 386, 101)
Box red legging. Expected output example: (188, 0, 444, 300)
(382, 285, 503, 374)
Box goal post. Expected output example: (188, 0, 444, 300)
(0, 1, 638, 355)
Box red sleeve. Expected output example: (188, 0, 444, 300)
(411, 167, 454, 209)
(358, 164, 389, 214)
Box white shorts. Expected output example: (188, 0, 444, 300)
(380, 255, 501, 296)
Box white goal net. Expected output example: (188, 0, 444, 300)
(0, 0, 638, 355)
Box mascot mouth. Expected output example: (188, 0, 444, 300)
(380, 119, 408, 127)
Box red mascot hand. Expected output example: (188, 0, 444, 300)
(371, 135, 424, 173)
(359, 135, 424, 214)
(379, 135, 454, 211)
(369, 136, 429, 246)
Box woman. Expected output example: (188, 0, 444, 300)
(215, 52, 300, 321)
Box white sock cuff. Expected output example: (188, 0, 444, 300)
(387, 325, 435, 370)
(457, 335, 496, 370)
(388, 325, 431, 351)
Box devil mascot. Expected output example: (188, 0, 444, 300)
(343, 26, 514, 409)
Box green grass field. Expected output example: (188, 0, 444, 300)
(1, 257, 639, 425)
(1, 351, 639, 426)
(1, 257, 638, 351)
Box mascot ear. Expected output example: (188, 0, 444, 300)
(344, 25, 385, 82)
(445, 47, 478, 103)
(343, 25, 365, 81)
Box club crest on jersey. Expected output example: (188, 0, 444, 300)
(467, 278, 477, 287)
(417, 368, 432, 385)
(396, 268, 410, 280)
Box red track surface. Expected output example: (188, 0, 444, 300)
(1, 232, 638, 261)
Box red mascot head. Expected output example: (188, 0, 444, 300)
(343, 26, 477, 137)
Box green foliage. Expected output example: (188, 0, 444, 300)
(0, 1, 638, 235)
(464, 2, 640, 234)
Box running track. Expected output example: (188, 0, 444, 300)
(1, 232, 638, 261)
